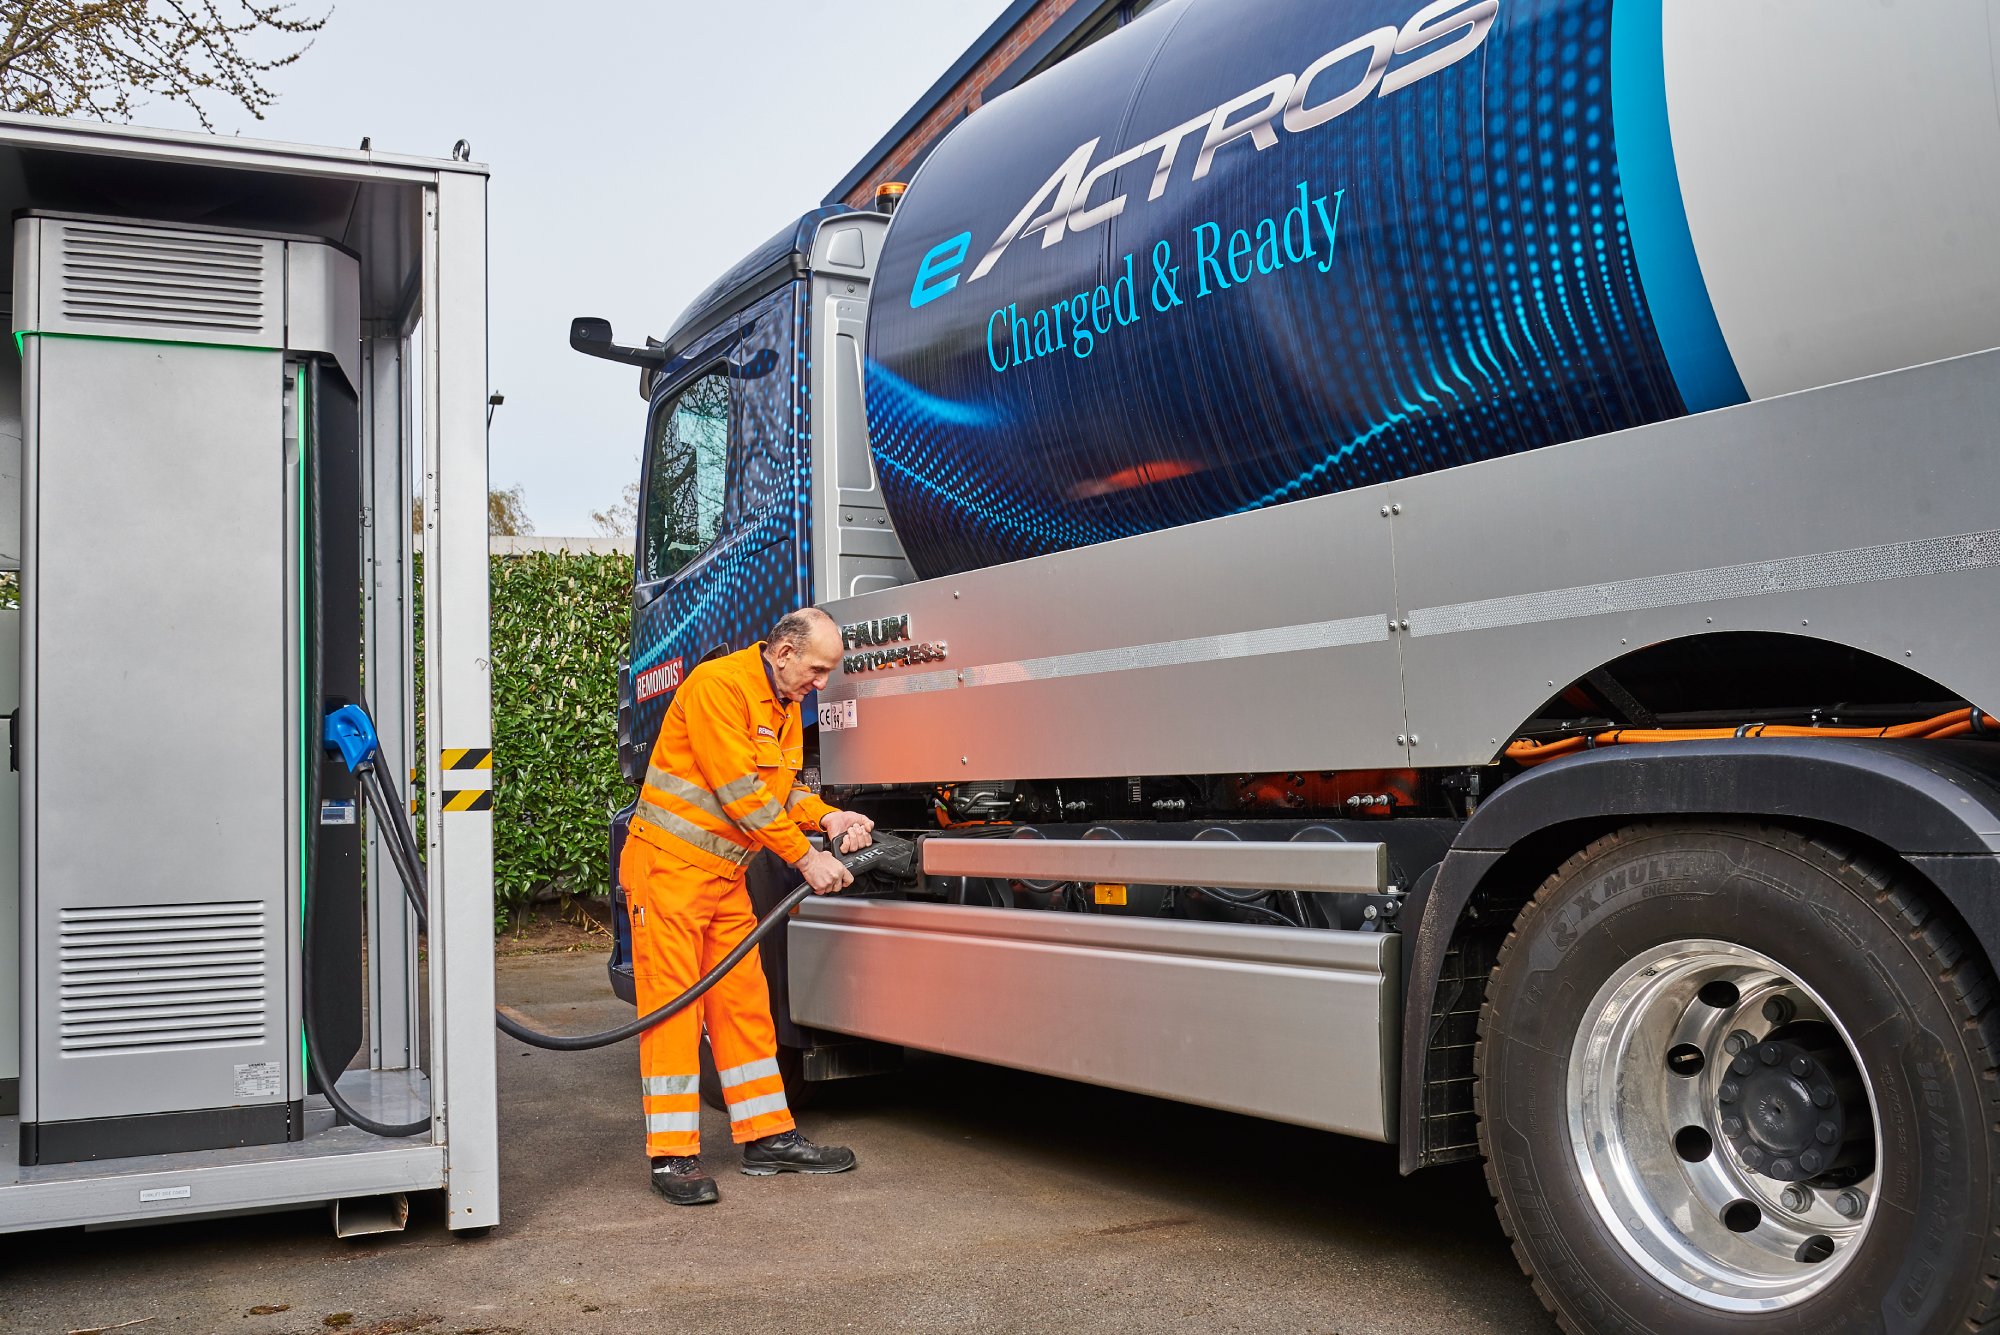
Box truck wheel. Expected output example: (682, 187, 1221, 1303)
(1477, 822, 2000, 1333)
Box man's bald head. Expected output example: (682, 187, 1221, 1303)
(765, 608, 843, 703)
(770, 607, 838, 651)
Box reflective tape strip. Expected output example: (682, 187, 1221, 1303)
(634, 801, 753, 866)
(716, 774, 766, 806)
(642, 1074, 698, 1097)
(715, 1056, 781, 1087)
(835, 613, 1390, 700)
(736, 797, 785, 832)
(726, 1091, 790, 1122)
(644, 766, 729, 822)
(785, 788, 815, 809)
(646, 1111, 701, 1133)
(1407, 526, 2000, 638)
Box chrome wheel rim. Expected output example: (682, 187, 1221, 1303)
(1565, 939, 1879, 1311)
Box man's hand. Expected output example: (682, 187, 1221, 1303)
(822, 810, 875, 855)
(794, 847, 854, 895)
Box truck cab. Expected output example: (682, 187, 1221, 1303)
(578, 207, 905, 787)
(573, 206, 907, 1028)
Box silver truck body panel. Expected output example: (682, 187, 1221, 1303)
(790, 897, 1401, 1141)
(821, 348, 2000, 783)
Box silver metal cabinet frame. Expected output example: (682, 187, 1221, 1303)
(0, 112, 497, 1235)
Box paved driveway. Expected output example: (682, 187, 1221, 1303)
(2, 950, 1557, 1335)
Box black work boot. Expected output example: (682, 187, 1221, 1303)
(649, 1155, 719, 1205)
(740, 1129, 857, 1176)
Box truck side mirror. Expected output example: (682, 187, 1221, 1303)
(569, 316, 667, 370)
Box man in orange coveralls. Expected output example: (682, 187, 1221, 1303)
(620, 607, 874, 1205)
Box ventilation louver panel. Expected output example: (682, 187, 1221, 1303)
(58, 901, 269, 1054)
(55, 223, 271, 337)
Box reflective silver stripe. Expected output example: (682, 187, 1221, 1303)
(634, 800, 753, 866)
(644, 766, 728, 821)
(834, 613, 1390, 700)
(646, 1111, 701, 1133)
(715, 1056, 781, 1087)
(642, 1074, 698, 1097)
(736, 797, 785, 832)
(1407, 526, 2000, 638)
(785, 788, 815, 809)
(715, 774, 766, 806)
(725, 1091, 790, 1122)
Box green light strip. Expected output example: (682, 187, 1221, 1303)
(14, 329, 274, 356)
(297, 364, 309, 1082)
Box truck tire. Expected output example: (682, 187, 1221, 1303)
(1476, 822, 2000, 1334)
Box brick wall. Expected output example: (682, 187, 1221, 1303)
(841, 0, 1096, 209)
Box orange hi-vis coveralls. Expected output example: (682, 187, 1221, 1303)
(620, 642, 838, 1159)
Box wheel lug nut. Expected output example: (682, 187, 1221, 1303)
(1812, 1086, 1835, 1108)
(1834, 1190, 1866, 1218)
(1790, 1056, 1812, 1078)
(1742, 1147, 1767, 1169)
(1718, 1080, 1740, 1104)
(1816, 1120, 1839, 1145)
(1782, 1185, 1812, 1212)
(1799, 1150, 1823, 1174)
(1732, 1054, 1756, 1076)
(1771, 1157, 1796, 1178)
(1758, 1043, 1783, 1066)
(1763, 996, 1794, 1026)
(1721, 1116, 1744, 1138)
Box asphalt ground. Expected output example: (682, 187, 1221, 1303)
(2, 950, 1558, 1335)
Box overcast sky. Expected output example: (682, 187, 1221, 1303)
(141, 0, 1008, 535)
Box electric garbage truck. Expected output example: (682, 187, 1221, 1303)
(573, 0, 2000, 1328)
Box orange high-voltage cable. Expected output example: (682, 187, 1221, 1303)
(1505, 707, 1995, 767)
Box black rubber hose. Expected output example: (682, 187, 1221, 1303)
(352, 764, 837, 1053)
(363, 762, 429, 924)
(1188, 887, 1299, 928)
(302, 378, 433, 1140)
(492, 880, 815, 1051)
(302, 976, 432, 1138)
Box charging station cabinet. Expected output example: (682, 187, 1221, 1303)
(13, 215, 361, 1163)
(0, 113, 500, 1235)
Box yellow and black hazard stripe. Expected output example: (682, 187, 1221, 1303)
(440, 745, 492, 812)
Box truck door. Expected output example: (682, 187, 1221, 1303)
(624, 284, 807, 770)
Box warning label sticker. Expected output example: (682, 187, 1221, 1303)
(234, 1061, 282, 1100)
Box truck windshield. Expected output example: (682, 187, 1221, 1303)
(642, 370, 731, 581)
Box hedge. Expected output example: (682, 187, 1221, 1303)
(417, 551, 633, 930)
(485, 551, 633, 925)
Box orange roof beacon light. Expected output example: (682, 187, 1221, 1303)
(874, 181, 907, 215)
